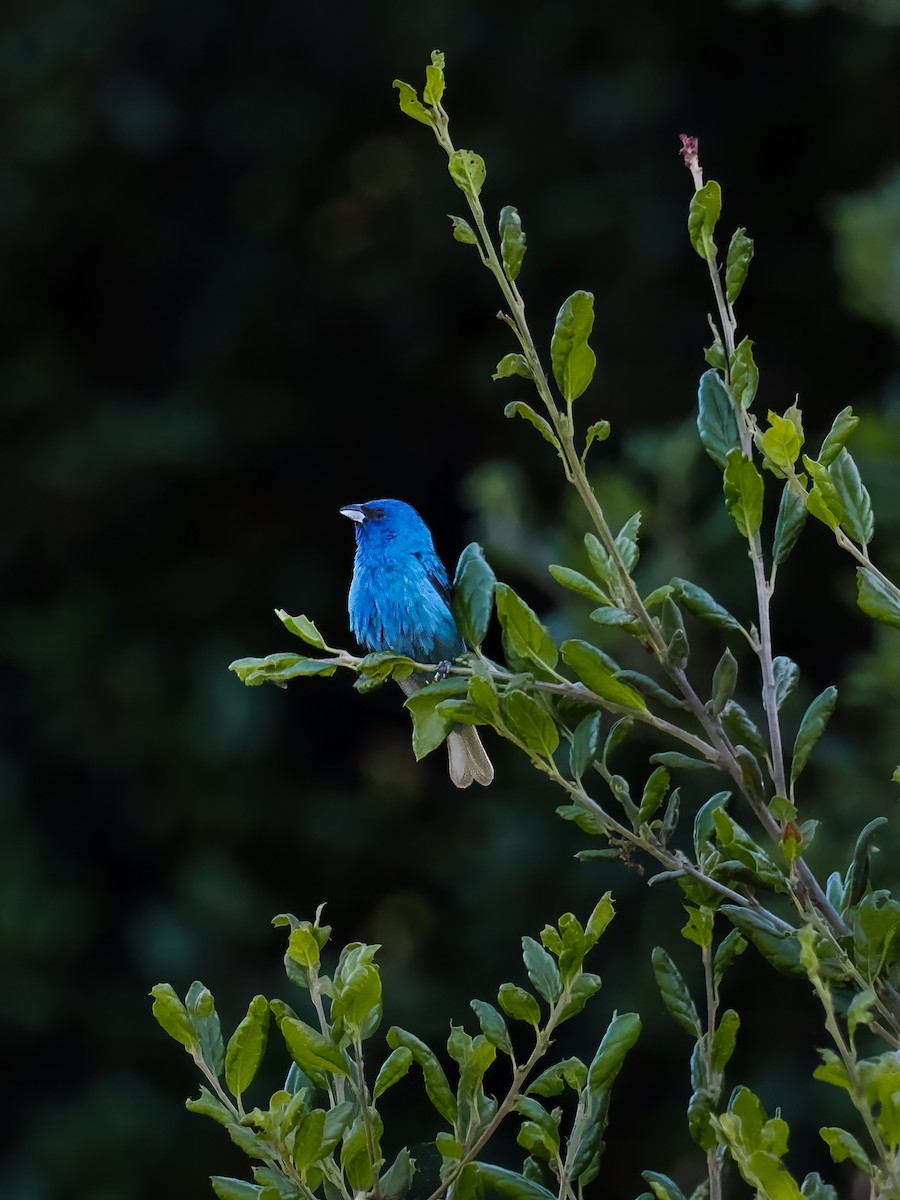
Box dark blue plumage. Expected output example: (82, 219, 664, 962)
(341, 499, 493, 788)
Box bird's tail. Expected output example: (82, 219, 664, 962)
(447, 726, 494, 789)
(400, 675, 494, 787)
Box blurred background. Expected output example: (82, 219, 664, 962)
(3, 0, 900, 1196)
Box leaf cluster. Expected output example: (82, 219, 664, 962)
(201, 49, 900, 1200)
(151, 902, 638, 1200)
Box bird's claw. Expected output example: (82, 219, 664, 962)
(433, 659, 453, 682)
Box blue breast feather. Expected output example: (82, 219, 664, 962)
(349, 548, 464, 663)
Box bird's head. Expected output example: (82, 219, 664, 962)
(339, 498, 435, 554)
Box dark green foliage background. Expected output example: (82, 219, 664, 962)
(3, 1, 900, 1197)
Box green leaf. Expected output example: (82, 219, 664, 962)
(423, 51, 445, 106)
(457, 1162, 559, 1200)
(334, 959, 382, 1038)
(720, 906, 803, 977)
(716, 1088, 803, 1200)
(639, 766, 670, 822)
(820, 1127, 872, 1174)
(712, 648, 738, 716)
(342, 1115, 378, 1192)
(831, 449, 873, 545)
(386, 1027, 457, 1125)
(616, 670, 685, 710)
(772, 656, 799, 711)
(730, 338, 759, 411)
(697, 370, 741, 469)
(229, 653, 336, 687)
(287, 925, 321, 969)
(858, 1052, 900, 1147)
(711, 1009, 740, 1073)
(186, 1085, 232, 1126)
(714, 929, 747, 986)
(661, 596, 689, 669)
(725, 227, 754, 306)
(790, 686, 837, 785)
(650, 751, 714, 772)
(493, 353, 533, 381)
(293, 1108, 326, 1171)
(392, 80, 435, 128)
(723, 451, 764, 540)
(381, 1148, 416, 1200)
(803, 456, 843, 530)
(857, 568, 900, 630)
(279, 1016, 350, 1084)
(404, 677, 468, 759)
(681, 906, 713, 950)
(661, 788, 682, 845)
(853, 891, 900, 981)
(497, 983, 541, 1028)
(503, 401, 560, 450)
(693, 790, 731, 856)
(561, 640, 647, 712)
(847, 991, 878, 1040)
(671, 578, 744, 633)
(845, 816, 889, 909)
(186, 981, 225, 1077)
(449, 215, 479, 246)
(448, 149, 486, 198)
(470, 999, 513, 1055)
(453, 543, 496, 651)
(549, 565, 609, 605)
(615, 512, 642, 574)
(496, 584, 558, 676)
(713, 809, 786, 891)
(603, 716, 633, 765)
(225, 996, 270, 1101)
(275, 611, 328, 649)
(761, 411, 802, 472)
(570, 712, 602, 780)
(499, 205, 527, 282)
(721, 701, 769, 761)
(502, 690, 559, 758)
(150, 983, 196, 1051)
(527, 1057, 587, 1097)
(704, 314, 727, 370)
(773, 484, 808, 565)
(357, 650, 416, 688)
(320, 1100, 355, 1155)
(586, 1011, 642, 1092)
(800, 1173, 838, 1200)
(373, 1046, 414, 1100)
(652, 947, 700, 1037)
(688, 180, 721, 260)
(585, 893, 615, 944)
(641, 1172, 687, 1200)
(819, 406, 860, 466)
(456, 1035, 497, 1137)
(522, 937, 563, 1004)
(582, 420, 611, 464)
(211, 1179, 263, 1200)
(589, 605, 644, 634)
(550, 290, 596, 403)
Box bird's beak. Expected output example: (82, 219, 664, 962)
(340, 505, 365, 523)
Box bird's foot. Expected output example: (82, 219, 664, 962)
(433, 659, 453, 682)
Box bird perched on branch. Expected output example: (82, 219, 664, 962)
(340, 498, 494, 788)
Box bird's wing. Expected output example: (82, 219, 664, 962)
(415, 550, 453, 612)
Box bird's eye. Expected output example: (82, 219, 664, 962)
(366, 506, 386, 520)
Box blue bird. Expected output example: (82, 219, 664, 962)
(340, 499, 494, 788)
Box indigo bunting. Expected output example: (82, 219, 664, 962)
(341, 498, 494, 788)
